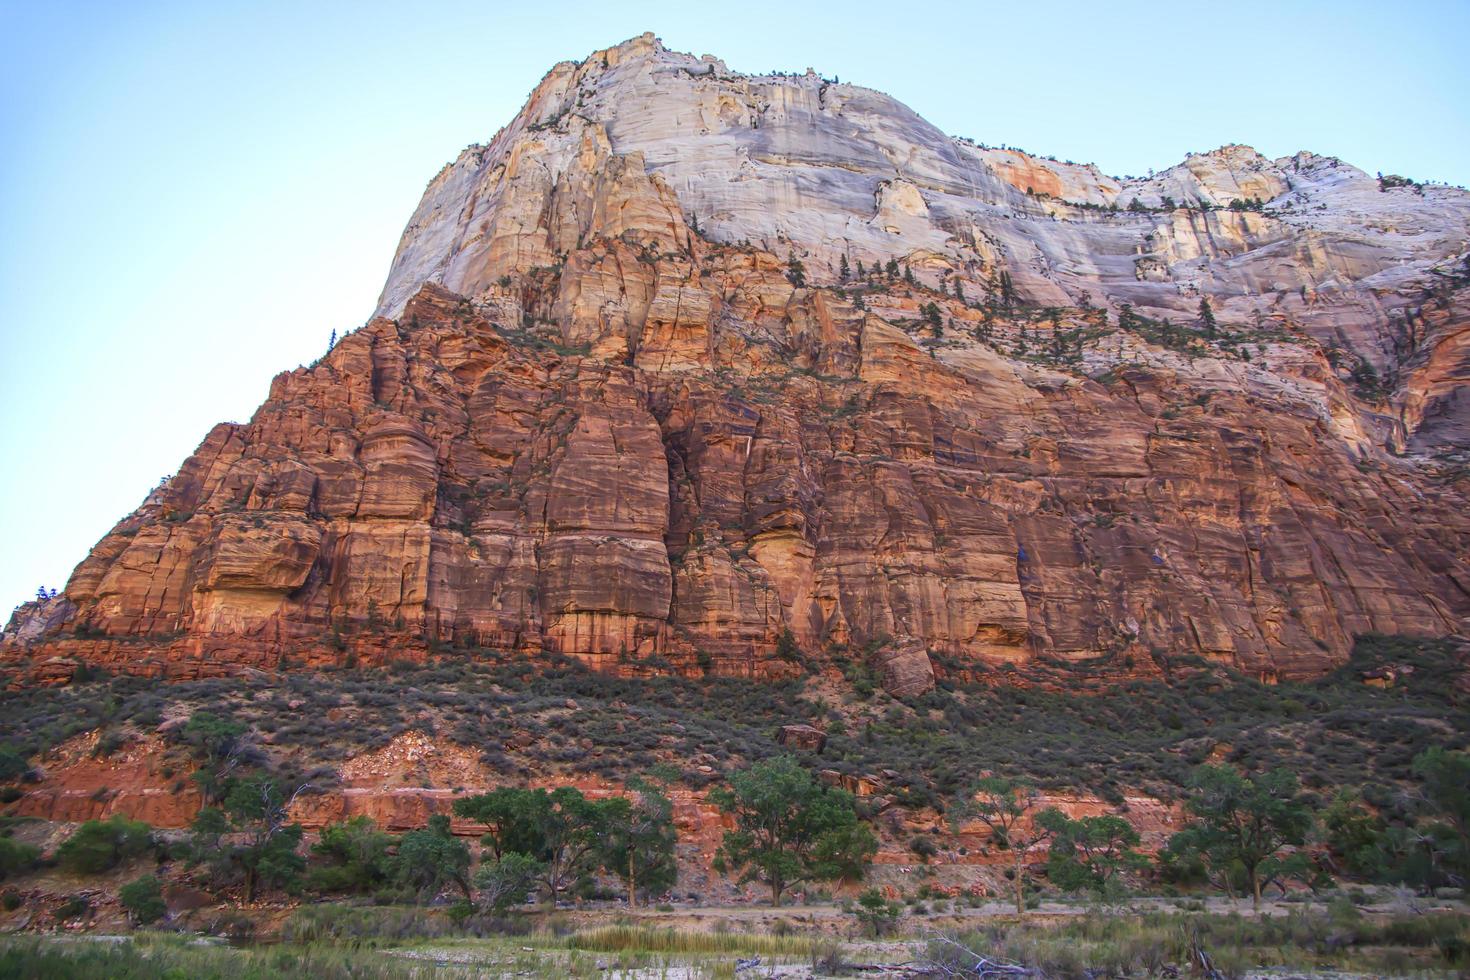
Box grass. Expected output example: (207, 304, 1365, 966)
(0, 930, 795, 980)
(553, 923, 816, 957)
(928, 908, 1470, 978)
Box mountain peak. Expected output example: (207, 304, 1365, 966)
(5, 38, 1469, 691)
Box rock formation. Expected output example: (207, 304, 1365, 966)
(5, 33, 1469, 689)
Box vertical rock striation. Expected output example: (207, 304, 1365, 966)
(4, 34, 1469, 689)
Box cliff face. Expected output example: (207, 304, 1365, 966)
(4, 34, 1469, 687)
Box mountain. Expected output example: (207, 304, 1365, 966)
(4, 33, 1468, 690)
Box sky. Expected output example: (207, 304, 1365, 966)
(1, 0, 1467, 617)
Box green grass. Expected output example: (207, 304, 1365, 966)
(930, 908, 1470, 978)
(0, 931, 782, 980)
(553, 923, 816, 957)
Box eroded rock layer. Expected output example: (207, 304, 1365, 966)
(4, 34, 1469, 686)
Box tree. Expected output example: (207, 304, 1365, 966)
(327, 328, 337, 353)
(0, 746, 31, 782)
(119, 875, 166, 925)
(1411, 747, 1470, 887)
(305, 816, 397, 895)
(56, 816, 154, 874)
(885, 258, 899, 279)
(839, 254, 851, 281)
(600, 775, 678, 907)
(453, 787, 549, 862)
(473, 851, 542, 913)
(1042, 812, 1145, 896)
(178, 711, 248, 804)
(922, 302, 943, 337)
(1320, 790, 1389, 880)
(395, 814, 471, 902)
(773, 628, 803, 663)
(455, 786, 617, 908)
(1167, 765, 1313, 909)
(190, 776, 306, 902)
(954, 279, 965, 303)
(534, 787, 620, 908)
(1197, 296, 1218, 339)
(949, 777, 1062, 914)
(712, 755, 877, 906)
(850, 887, 902, 937)
(786, 253, 806, 288)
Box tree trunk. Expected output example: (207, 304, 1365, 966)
(1250, 867, 1262, 911)
(771, 881, 782, 907)
(628, 851, 637, 908)
(1014, 850, 1025, 915)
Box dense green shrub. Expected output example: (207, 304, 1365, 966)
(55, 816, 154, 874)
(118, 875, 166, 924)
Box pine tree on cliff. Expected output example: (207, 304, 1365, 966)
(1198, 296, 1218, 339)
(839, 254, 850, 281)
(786, 253, 806, 288)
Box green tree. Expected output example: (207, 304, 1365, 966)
(1167, 765, 1313, 909)
(949, 777, 1062, 914)
(56, 816, 154, 875)
(0, 747, 31, 782)
(118, 875, 166, 925)
(305, 816, 398, 895)
(850, 887, 902, 937)
(839, 254, 851, 281)
(191, 776, 306, 902)
(395, 814, 471, 902)
(711, 755, 877, 906)
(600, 775, 678, 907)
(456, 786, 619, 908)
(178, 711, 247, 804)
(533, 788, 621, 909)
(1198, 296, 1218, 339)
(473, 851, 542, 912)
(1411, 747, 1470, 887)
(786, 253, 806, 288)
(1320, 790, 1389, 880)
(453, 786, 549, 861)
(774, 628, 802, 663)
(1042, 812, 1145, 896)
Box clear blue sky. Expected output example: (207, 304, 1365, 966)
(2, 0, 1467, 617)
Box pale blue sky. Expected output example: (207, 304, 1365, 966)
(2, 0, 1467, 616)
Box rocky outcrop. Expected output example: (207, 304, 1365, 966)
(3, 34, 1468, 684)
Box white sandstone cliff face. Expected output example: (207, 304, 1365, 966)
(373, 33, 1468, 443)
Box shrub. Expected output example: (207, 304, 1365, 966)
(55, 816, 154, 874)
(0, 838, 40, 880)
(118, 875, 166, 924)
(851, 887, 902, 936)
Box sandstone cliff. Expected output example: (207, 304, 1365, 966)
(4, 34, 1469, 688)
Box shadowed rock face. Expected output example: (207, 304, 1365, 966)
(4, 34, 1469, 689)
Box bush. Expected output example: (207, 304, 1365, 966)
(118, 875, 166, 924)
(0, 837, 40, 880)
(0, 747, 31, 782)
(55, 816, 154, 874)
(851, 887, 902, 936)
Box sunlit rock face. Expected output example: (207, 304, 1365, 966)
(5, 34, 1468, 688)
